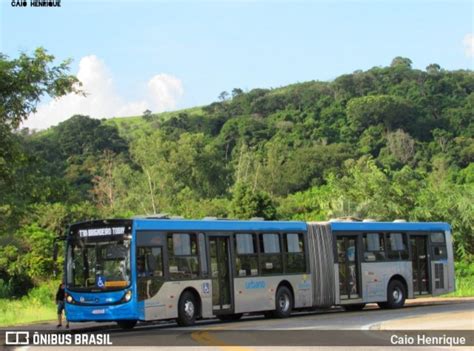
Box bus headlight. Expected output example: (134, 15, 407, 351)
(124, 290, 132, 302)
(66, 295, 73, 303)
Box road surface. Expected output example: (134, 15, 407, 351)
(1, 298, 473, 349)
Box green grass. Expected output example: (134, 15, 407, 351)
(441, 260, 474, 297)
(0, 280, 59, 327)
(0, 298, 56, 327)
(443, 274, 474, 297)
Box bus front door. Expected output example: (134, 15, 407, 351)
(209, 236, 232, 313)
(336, 236, 360, 300)
(410, 235, 429, 295)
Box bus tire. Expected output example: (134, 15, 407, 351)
(116, 320, 137, 329)
(379, 280, 406, 309)
(217, 313, 243, 322)
(177, 291, 198, 326)
(272, 286, 293, 318)
(343, 303, 366, 311)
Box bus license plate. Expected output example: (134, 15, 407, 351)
(92, 309, 105, 314)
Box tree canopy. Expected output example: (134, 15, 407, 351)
(0, 52, 473, 297)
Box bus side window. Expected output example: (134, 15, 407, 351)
(387, 233, 409, 260)
(284, 233, 305, 273)
(137, 247, 163, 277)
(259, 233, 283, 274)
(235, 234, 258, 277)
(363, 233, 385, 261)
(167, 233, 199, 279)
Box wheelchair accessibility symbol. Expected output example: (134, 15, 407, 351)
(96, 275, 106, 288)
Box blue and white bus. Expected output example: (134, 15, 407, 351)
(62, 218, 455, 329)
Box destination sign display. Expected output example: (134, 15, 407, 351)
(78, 227, 126, 238)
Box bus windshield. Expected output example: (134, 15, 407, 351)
(66, 238, 131, 291)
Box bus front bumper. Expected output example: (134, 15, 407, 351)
(65, 302, 139, 322)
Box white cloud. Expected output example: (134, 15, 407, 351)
(23, 55, 184, 130)
(463, 33, 474, 58)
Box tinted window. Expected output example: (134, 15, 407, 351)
(284, 233, 306, 273)
(136, 246, 164, 301)
(168, 233, 197, 256)
(137, 247, 163, 277)
(286, 234, 303, 253)
(235, 234, 258, 276)
(236, 234, 256, 254)
(259, 234, 282, 274)
(387, 233, 409, 260)
(261, 234, 280, 253)
(363, 233, 385, 261)
(431, 233, 445, 243)
(167, 234, 199, 279)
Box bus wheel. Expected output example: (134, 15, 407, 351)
(177, 291, 198, 326)
(116, 320, 137, 329)
(343, 303, 366, 311)
(217, 313, 243, 322)
(379, 280, 406, 309)
(272, 286, 293, 318)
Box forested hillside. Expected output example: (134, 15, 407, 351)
(0, 54, 473, 298)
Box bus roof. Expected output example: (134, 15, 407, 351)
(133, 219, 307, 232)
(329, 221, 451, 232)
(133, 219, 450, 233)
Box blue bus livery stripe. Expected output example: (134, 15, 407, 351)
(133, 219, 308, 232)
(329, 221, 451, 232)
(133, 219, 450, 233)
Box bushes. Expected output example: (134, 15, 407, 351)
(0, 280, 59, 326)
(444, 260, 474, 297)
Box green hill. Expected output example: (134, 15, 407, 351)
(0, 57, 472, 298)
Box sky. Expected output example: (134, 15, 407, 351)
(1, 0, 473, 130)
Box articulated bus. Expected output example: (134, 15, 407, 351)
(62, 218, 455, 329)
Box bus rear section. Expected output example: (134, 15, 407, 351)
(305, 221, 455, 311)
(64, 219, 139, 329)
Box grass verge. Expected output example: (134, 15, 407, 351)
(0, 280, 58, 327)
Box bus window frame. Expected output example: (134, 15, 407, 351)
(135, 231, 170, 281)
(362, 232, 386, 262)
(384, 232, 409, 261)
(258, 233, 284, 275)
(234, 232, 260, 277)
(166, 232, 201, 280)
(283, 233, 307, 274)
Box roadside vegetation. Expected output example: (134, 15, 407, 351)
(0, 49, 472, 325)
(0, 280, 59, 327)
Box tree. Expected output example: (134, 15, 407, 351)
(142, 109, 153, 121)
(386, 129, 416, 165)
(90, 151, 119, 215)
(0, 48, 80, 231)
(0, 48, 80, 130)
(231, 88, 243, 98)
(390, 57, 412, 68)
(230, 182, 276, 220)
(218, 91, 229, 101)
(55, 115, 128, 157)
(346, 95, 415, 132)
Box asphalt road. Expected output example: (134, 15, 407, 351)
(103, 300, 474, 346)
(2, 299, 473, 349)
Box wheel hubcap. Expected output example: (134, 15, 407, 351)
(393, 288, 402, 303)
(279, 293, 290, 311)
(184, 300, 195, 318)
